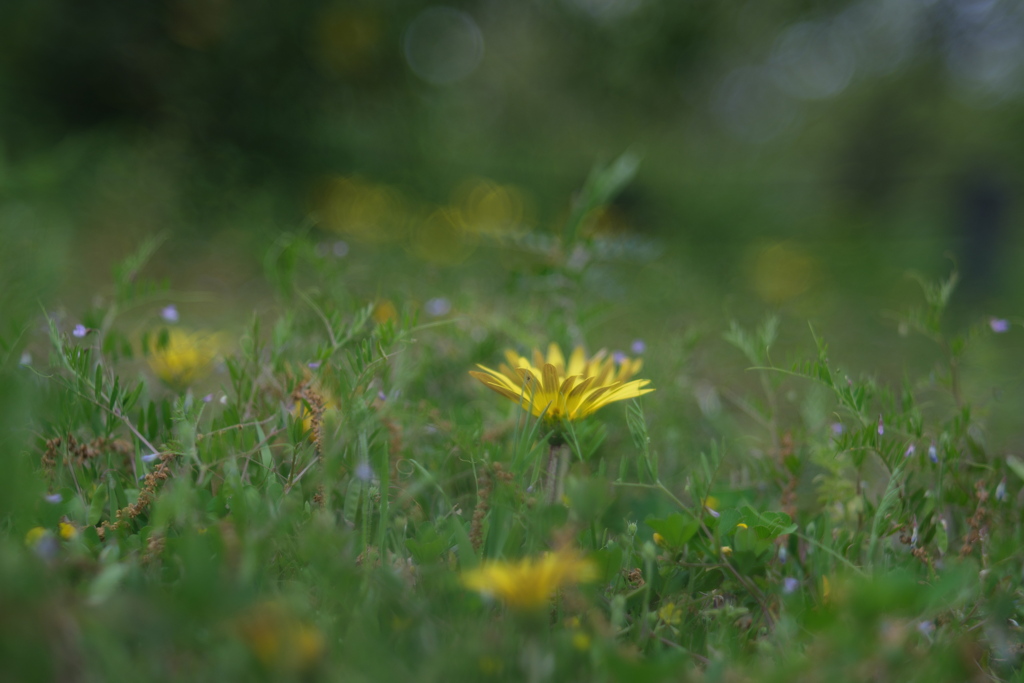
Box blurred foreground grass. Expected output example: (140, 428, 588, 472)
(2, 158, 1023, 683)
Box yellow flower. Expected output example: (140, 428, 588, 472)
(571, 632, 592, 651)
(235, 601, 326, 673)
(469, 343, 653, 422)
(658, 602, 682, 626)
(24, 527, 49, 546)
(147, 329, 223, 389)
(461, 550, 597, 610)
(58, 522, 78, 540)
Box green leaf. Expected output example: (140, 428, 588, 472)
(935, 518, 949, 556)
(591, 546, 624, 584)
(1006, 455, 1024, 483)
(405, 524, 447, 564)
(87, 563, 130, 606)
(88, 485, 109, 526)
(645, 513, 699, 548)
(342, 478, 364, 525)
(448, 517, 478, 570)
(744, 508, 797, 538)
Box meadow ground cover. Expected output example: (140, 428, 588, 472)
(1, 159, 1023, 683)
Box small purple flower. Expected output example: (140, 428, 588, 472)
(928, 443, 938, 463)
(904, 444, 915, 458)
(72, 324, 88, 338)
(44, 493, 63, 504)
(377, 390, 387, 401)
(989, 318, 1009, 333)
(333, 240, 349, 258)
(630, 339, 646, 355)
(161, 305, 179, 323)
(612, 351, 627, 365)
(705, 507, 720, 519)
(877, 415, 884, 436)
(202, 393, 214, 403)
(783, 577, 799, 594)
(355, 461, 373, 482)
(32, 536, 60, 561)
(19, 351, 32, 366)
(996, 478, 1006, 502)
(425, 297, 451, 317)
(831, 423, 843, 436)
(142, 453, 160, 463)
(778, 546, 787, 564)
(917, 620, 935, 636)
(308, 361, 322, 370)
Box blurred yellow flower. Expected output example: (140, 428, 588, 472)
(461, 550, 597, 610)
(372, 299, 398, 324)
(24, 527, 49, 546)
(147, 329, 222, 389)
(469, 343, 653, 422)
(58, 522, 78, 540)
(235, 601, 326, 673)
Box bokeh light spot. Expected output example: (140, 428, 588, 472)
(404, 7, 485, 85)
(712, 66, 801, 143)
(769, 21, 857, 100)
(409, 208, 478, 265)
(315, 176, 409, 244)
(749, 242, 817, 304)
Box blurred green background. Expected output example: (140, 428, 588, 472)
(2, 0, 1021, 402)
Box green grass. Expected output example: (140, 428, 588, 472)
(1, 160, 1022, 683)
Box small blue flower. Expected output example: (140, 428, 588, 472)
(378, 390, 387, 401)
(72, 324, 88, 338)
(630, 339, 646, 355)
(308, 361, 322, 370)
(612, 351, 627, 365)
(783, 577, 799, 594)
(425, 297, 452, 317)
(928, 443, 938, 463)
(333, 240, 350, 258)
(831, 423, 843, 436)
(877, 415, 884, 436)
(904, 444, 915, 458)
(44, 493, 63, 504)
(202, 393, 214, 403)
(142, 453, 160, 463)
(19, 351, 32, 366)
(355, 461, 373, 482)
(996, 478, 1006, 502)
(989, 318, 1009, 333)
(161, 305, 179, 323)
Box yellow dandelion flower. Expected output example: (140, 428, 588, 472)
(461, 550, 597, 610)
(147, 329, 223, 389)
(469, 343, 653, 422)
(58, 522, 78, 540)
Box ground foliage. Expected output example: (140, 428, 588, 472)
(1, 162, 1022, 683)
